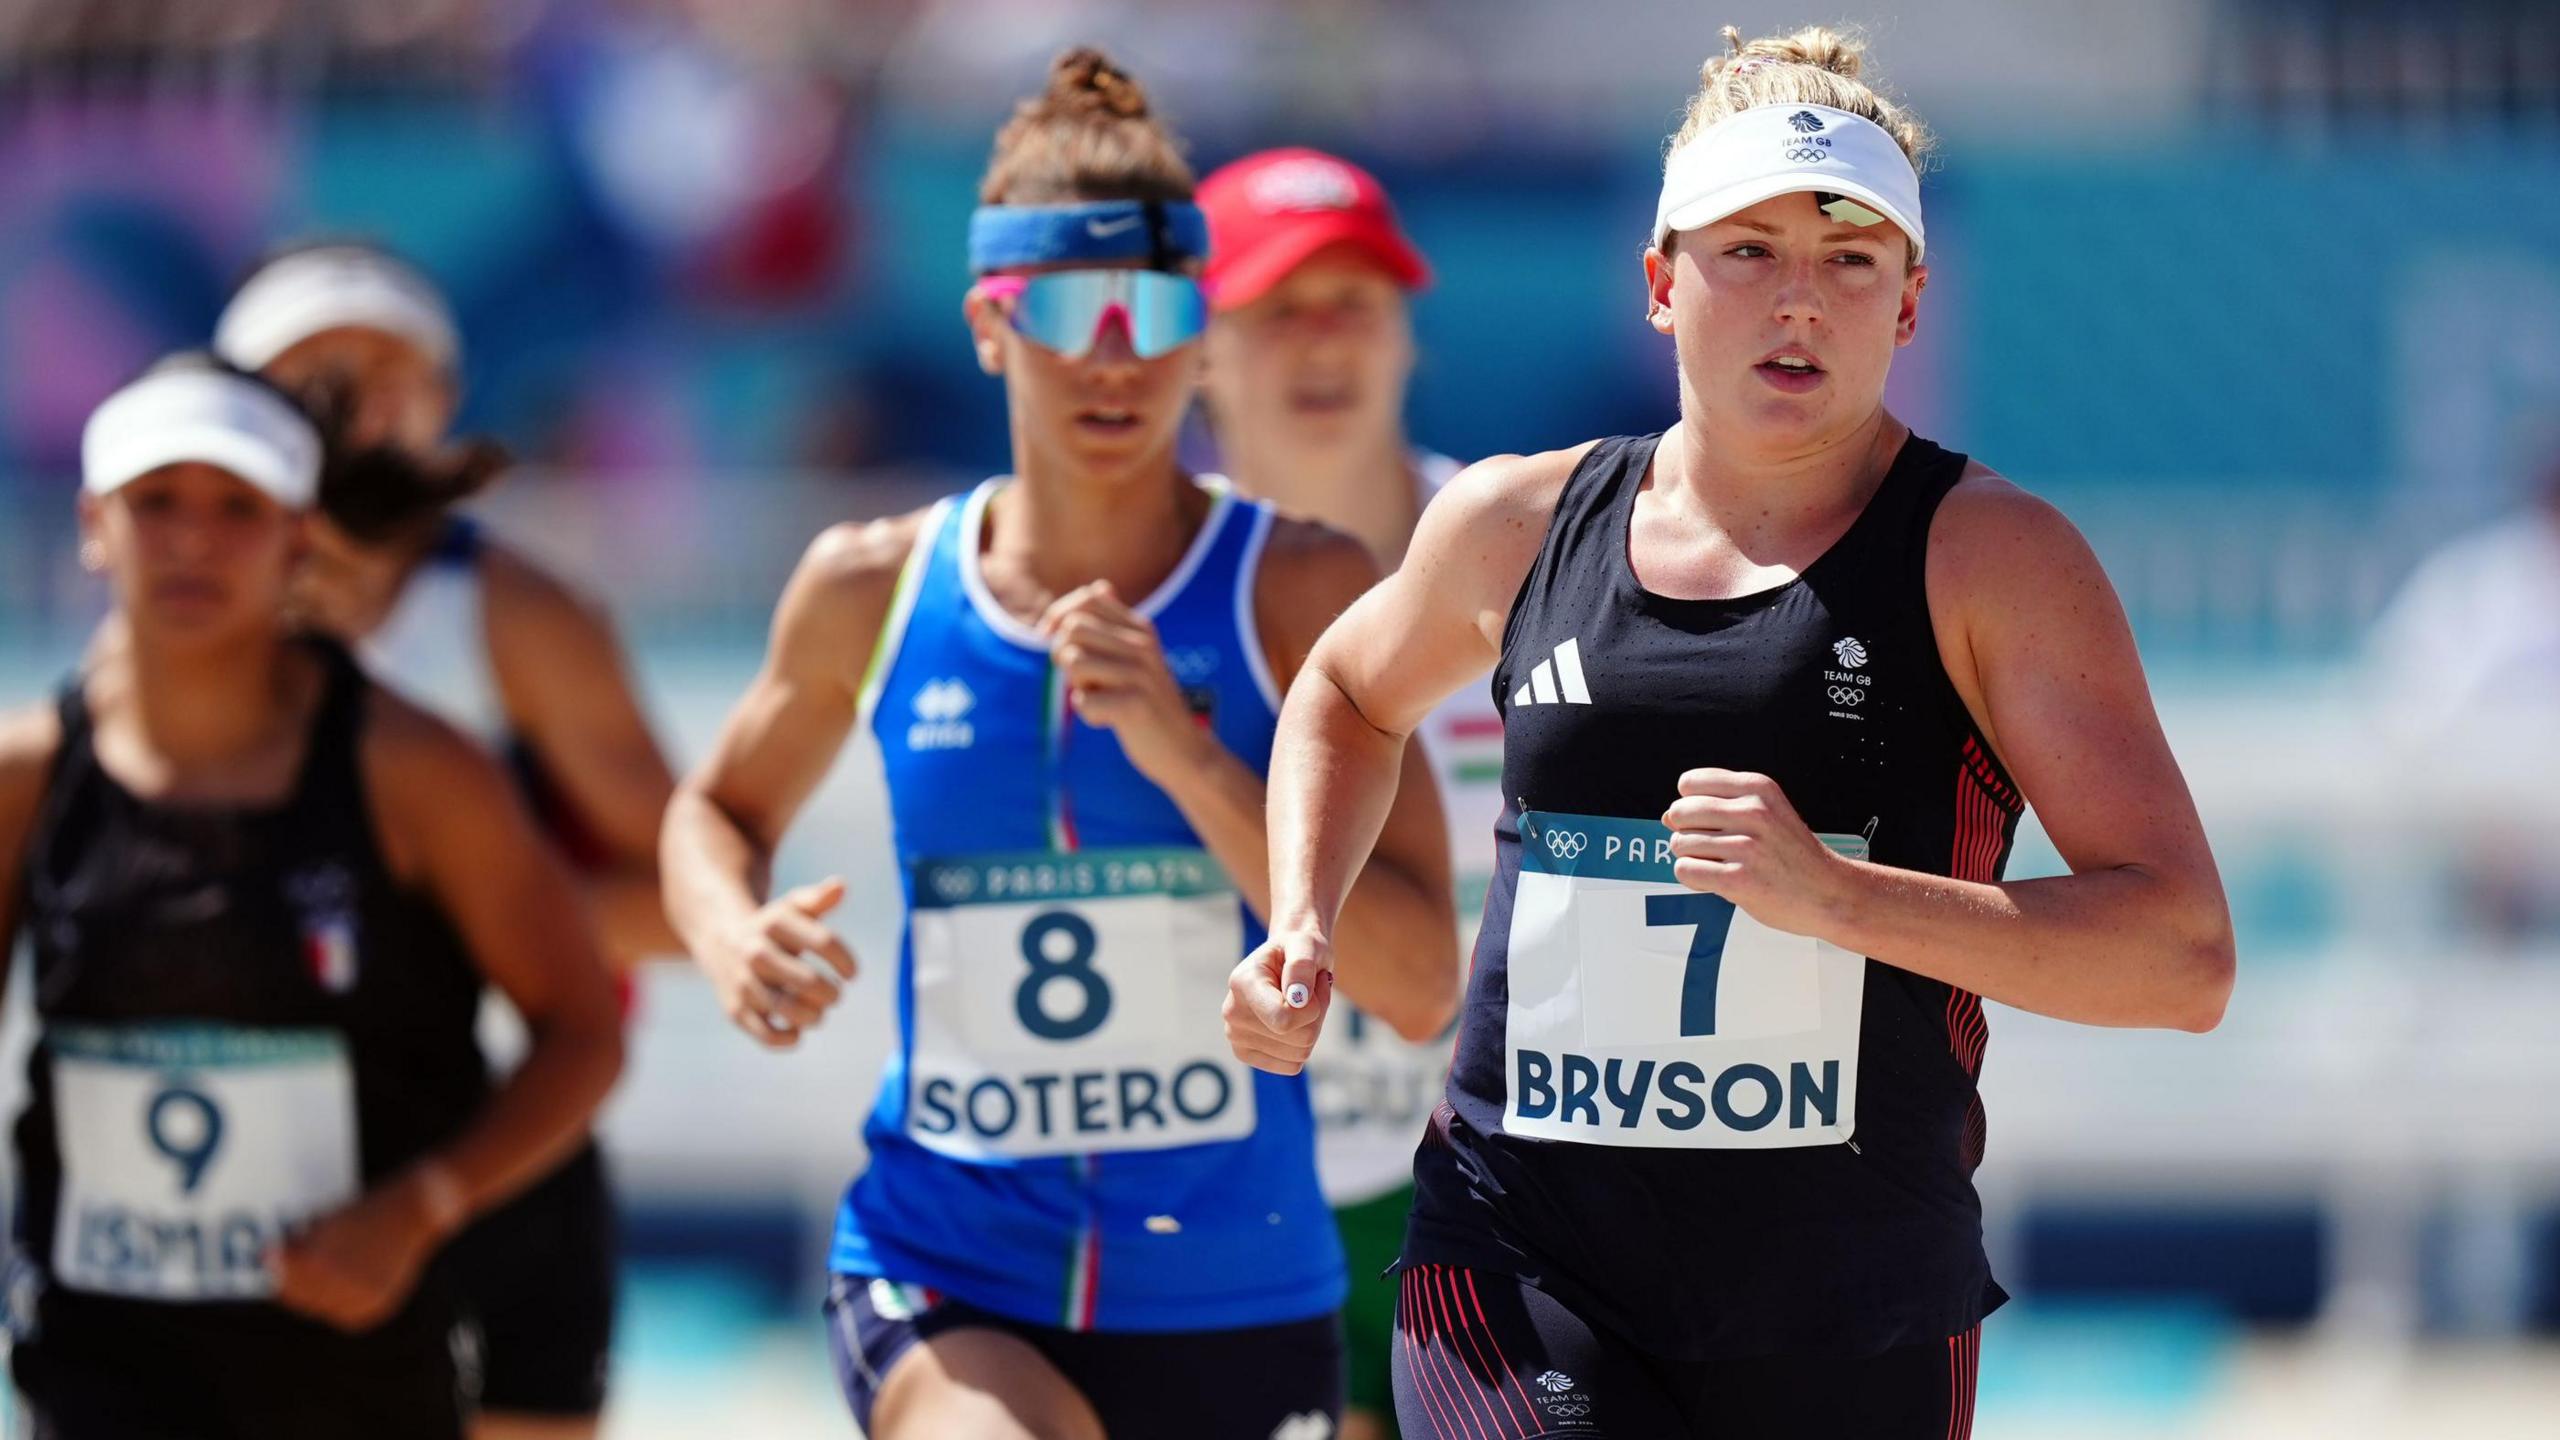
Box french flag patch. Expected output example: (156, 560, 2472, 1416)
(302, 912, 359, 994)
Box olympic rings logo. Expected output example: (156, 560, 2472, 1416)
(1827, 685, 1865, 706)
(930, 869, 978, 901)
(1546, 830, 1589, 860)
(1785, 145, 1830, 164)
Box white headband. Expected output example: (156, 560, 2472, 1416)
(82, 367, 323, 509)
(214, 248, 460, 372)
(1654, 103, 1925, 261)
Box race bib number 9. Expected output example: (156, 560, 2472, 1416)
(1505, 811, 1869, 1150)
(50, 1024, 359, 1300)
(907, 848, 1256, 1160)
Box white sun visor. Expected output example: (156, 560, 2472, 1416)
(82, 367, 322, 509)
(1654, 103, 1924, 262)
(214, 248, 459, 373)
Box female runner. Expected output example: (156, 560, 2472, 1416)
(661, 48, 1458, 1440)
(1226, 26, 2235, 1439)
(215, 242, 677, 1437)
(1198, 144, 1480, 1440)
(0, 356, 620, 1437)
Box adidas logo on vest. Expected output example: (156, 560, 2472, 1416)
(1511, 637, 1591, 707)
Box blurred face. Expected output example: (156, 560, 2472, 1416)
(1645, 190, 1925, 459)
(966, 259, 1205, 487)
(260, 326, 455, 455)
(1204, 246, 1415, 461)
(80, 463, 303, 642)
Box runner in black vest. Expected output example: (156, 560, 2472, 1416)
(0, 357, 622, 1439)
(1224, 26, 2233, 1439)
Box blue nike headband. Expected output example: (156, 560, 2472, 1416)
(967, 200, 1209, 275)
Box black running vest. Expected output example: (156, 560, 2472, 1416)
(1403, 432, 2019, 1359)
(12, 641, 488, 1304)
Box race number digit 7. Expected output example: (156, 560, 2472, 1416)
(1644, 892, 1735, 1038)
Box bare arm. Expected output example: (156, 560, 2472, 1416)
(483, 546, 682, 967)
(660, 513, 919, 1047)
(1227, 447, 1589, 1072)
(1250, 519, 1459, 1039)
(275, 692, 625, 1332)
(1058, 517, 1461, 1041)
(0, 703, 65, 1015)
(1664, 472, 2234, 1032)
(367, 696, 625, 1213)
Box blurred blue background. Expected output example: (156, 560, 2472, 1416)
(6, 2, 2560, 1435)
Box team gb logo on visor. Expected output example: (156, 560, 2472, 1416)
(1784, 109, 1832, 164)
(1249, 157, 1360, 213)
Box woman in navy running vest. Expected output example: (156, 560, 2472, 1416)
(660, 50, 1457, 1440)
(1225, 26, 2235, 1439)
(216, 244, 676, 1435)
(0, 357, 622, 1439)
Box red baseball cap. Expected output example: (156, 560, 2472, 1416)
(1198, 148, 1431, 312)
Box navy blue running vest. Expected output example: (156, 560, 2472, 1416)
(1402, 432, 2019, 1359)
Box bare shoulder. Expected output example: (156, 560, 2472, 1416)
(358, 681, 510, 803)
(1925, 459, 2134, 723)
(762, 503, 940, 691)
(796, 505, 937, 607)
(1403, 442, 1601, 591)
(1256, 512, 1382, 607)
(1421, 443, 1599, 542)
(1927, 462, 2114, 602)
(1248, 512, 1382, 683)
(480, 540, 612, 638)
(358, 679, 546, 884)
(0, 701, 64, 818)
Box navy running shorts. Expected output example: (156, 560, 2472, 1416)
(1391, 1263, 1981, 1440)
(825, 1271, 1343, 1440)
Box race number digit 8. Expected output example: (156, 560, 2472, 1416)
(1015, 910, 1113, 1041)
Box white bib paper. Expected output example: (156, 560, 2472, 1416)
(906, 848, 1256, 1160)
(50, 1024, 359, 1300)
(1504, 811, 1869, 1150)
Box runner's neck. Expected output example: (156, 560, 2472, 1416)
(1231, 433, 1421, 568)
(981, 467, 1214, 615)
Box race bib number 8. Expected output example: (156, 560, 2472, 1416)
(1505, 811, 1870, 1150)
(50, 1024, 359, 1300)
(907, 848, 1256, 1160)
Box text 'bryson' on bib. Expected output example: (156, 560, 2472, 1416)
(905, 847, 1257, 1161)
(1505, 811, 1870, 1150)
(50, 1024, 360, 1301)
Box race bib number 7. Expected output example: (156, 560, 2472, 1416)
(907, 848, 1256, 1161)
(50, 1024, 359, 1300)
(1505, 811, 1870, 1150)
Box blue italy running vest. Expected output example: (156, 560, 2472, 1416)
(830, 477, 1345, 1333)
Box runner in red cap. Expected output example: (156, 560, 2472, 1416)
(1200, 148, 1438, 571)
(1201, 147, 1478, 1440)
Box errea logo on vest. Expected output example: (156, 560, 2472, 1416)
(1511, 638, 1592, 708)
(908, 678, 976, 751)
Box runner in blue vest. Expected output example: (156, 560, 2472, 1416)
(660, 48, 1457, 1440)
(1226, 25, 2235, 1439)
